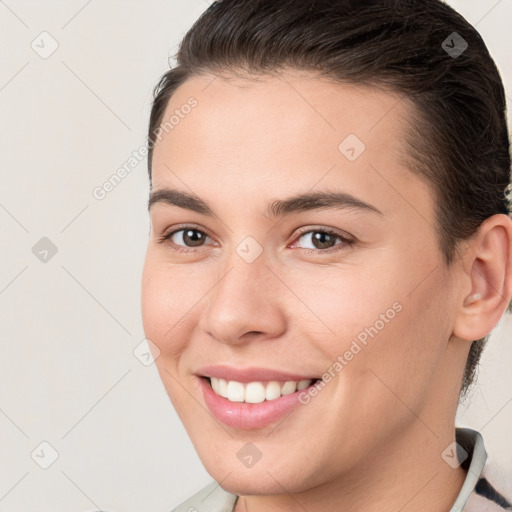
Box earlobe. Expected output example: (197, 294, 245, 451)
(452, 214, 512, 342)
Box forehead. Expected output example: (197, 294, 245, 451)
(150, 69, 432, 223)
(153, 70, 414, 169)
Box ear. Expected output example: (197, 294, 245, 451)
(452, 213, 512, 341)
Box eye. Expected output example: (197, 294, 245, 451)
(157, 226, 213, 252)
(292, 228, 354, 254)
(156, 225, 354, 255)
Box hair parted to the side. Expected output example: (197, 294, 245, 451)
(147, 0, 512, 400)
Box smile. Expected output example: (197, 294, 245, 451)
(207, 377, 315, 403)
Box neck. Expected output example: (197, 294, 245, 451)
(234, 422, 467, 512)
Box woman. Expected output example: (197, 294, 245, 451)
(141, 0, 512, 510)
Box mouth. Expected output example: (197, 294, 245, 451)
(203, 376, 321, 403)
(198, 375, 322, 429)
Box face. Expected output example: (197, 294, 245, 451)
(141, 69, 465, 495)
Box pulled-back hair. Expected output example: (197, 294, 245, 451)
(147, 0, 511, 399)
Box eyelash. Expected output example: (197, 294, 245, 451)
(157, 225, 355, 255)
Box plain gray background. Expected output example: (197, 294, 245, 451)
(0, 1, 511, 510)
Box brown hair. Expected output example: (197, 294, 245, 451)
(147, 0, 511, 399)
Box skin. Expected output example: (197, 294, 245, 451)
(141, 69, 512, 512)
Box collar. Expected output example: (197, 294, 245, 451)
(454, 428, 512, 511)
(449, 427, 487, 511)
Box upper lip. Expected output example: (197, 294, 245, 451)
(196, 364, 319, 383)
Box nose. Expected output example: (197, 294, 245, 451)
(199, 253, 287, 346)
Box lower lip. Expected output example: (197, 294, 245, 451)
(199, 377, 314, 430)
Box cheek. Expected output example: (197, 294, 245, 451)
(141, 258, 204, 412)
(287, 254, 446, 393)
(280, 259, 401, 355)
(353, 272, 451, 411)
(141, 254, 203, 357)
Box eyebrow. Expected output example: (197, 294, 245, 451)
(148, 187, 383, 217)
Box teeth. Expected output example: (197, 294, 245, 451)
(245, 382, 266, 403)
(281, 381, 297, 395)
(297, 379, 312, 390)
(211, 377, 220, 394)
(218, 378, 228, 398)
(226, 381, 245, 402)
(265, 381, 281, 401)
(209, 377, 314, 403)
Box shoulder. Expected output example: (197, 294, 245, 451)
(170, 480, 238, 512)
(465, 461, 512, 511)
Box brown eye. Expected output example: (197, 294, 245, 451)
(296, 230, 343, 250)
(164, 228, 211, 248)
(292, 228, 355, 254)
(309, 231, 337, 250)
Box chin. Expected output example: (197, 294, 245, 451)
(202, 457, 312, 496)
(215, 473, 297, 496)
